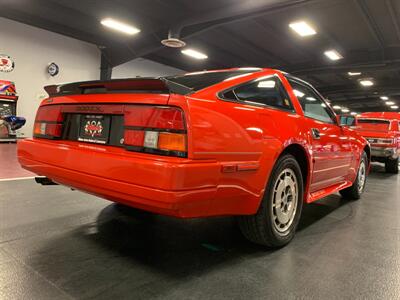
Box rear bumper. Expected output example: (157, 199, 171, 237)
(18, 139, 221, 217)
(370, 146, 399, 160)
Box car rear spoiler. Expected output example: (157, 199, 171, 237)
(44, 77, 192, 97)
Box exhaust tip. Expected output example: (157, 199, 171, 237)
(35, 177, 58, 185)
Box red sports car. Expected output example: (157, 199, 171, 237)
(18, 68, 370, 247)
(355, 112, 400, 173)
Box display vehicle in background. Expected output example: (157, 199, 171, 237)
(0, 80, 26, 139)
(355, 112, 400, 173)
(18, 68, 370, 247)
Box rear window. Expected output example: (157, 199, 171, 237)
(357, 119, 390, 131)
(165, 70, 260, 92)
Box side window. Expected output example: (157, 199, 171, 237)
(288, 79, 334, 124)
(221, 77, 294, 111)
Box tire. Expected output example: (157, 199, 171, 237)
(385, 157, 399, 174)
(339, 151, 368, 200)
(238, 154, 304, 248)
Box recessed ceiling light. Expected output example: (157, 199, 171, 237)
(332, 105, 341, 110)
(181, 49, 208, 60)
(391, 105, 399, 109)
(238, 67, 262, 71)
(348, 72, 361, 76)
(341, 108, 350, 113)
(350, 112, 357, 116)
(380, 96, 389, 100)
(385, 101, 395, 105)
(360, 80, 374, 87)
(289, 21, 317, 37)
(100, 18, 140, 35)
(324, 50, 343, 61)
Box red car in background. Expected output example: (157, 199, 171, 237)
(18, 68, 370, 247)
(355, 112, 400, 173)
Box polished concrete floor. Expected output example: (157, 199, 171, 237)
(0, 163, 399, 299)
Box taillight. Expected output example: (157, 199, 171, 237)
(124, 106, 187, 157)
(33, 105, 64, 139)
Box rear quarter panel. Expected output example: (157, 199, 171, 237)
(168, 71, 311, 215)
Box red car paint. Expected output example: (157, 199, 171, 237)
(18, 68, 370, 218)
(355, 112, 400, 164)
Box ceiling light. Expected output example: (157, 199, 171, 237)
(100, 18, 140, 35)
(360, 80, 374, 87)
(181, 49, 208, 60)
(348, 72, 361, 76)
(332, 105, 341, 110)
(380, 96, 389, 100)
(238, 67, 262, 71)
(391, 105, 399, 109)
(306, 97, 317, 101)
(161, 38, 186, 48)
(324, 50, 343, 61)
(385, 101, 395, 105)
(341, 108, 350, 113)
(350, 112, 357, 116)
(289, 21, 317, 37)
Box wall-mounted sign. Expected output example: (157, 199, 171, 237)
(47, 62, 59, 76)
(0, 55, 15, 73)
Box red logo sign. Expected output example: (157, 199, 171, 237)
(84, 120, 103, 137)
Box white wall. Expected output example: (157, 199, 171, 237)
(0, 17, 101, 137)
(112, 58, 185, 78)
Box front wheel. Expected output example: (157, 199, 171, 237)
(340, 152, 368, 200)
(385, 157, 399, 174)
(238, 154, 304, 248)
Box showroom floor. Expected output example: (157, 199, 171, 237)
(0, 145, 399, 299)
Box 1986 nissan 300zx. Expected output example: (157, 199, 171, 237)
(18, 68, 370, 247)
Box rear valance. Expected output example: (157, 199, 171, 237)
(44, 78, 192, 97)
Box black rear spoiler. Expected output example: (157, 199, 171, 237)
(44, 77, 192, 97)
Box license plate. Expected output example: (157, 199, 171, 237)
(78, 115, 110, 144)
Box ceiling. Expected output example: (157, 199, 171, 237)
(1, 0, 400, 113)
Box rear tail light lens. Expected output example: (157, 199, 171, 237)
(158, 132, 186, 152)
(124, 106, 187, 157)
(33, 105, 64, 139)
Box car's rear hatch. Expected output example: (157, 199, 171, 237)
(33, 78, 191, 158)
(356, 118, 396, 145)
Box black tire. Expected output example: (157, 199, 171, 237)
(238, 154, 304, 248)
(339, 151, 368, 200)
(385, 157, 399, 174)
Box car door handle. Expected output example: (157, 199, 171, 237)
(311, 128, 321, 140)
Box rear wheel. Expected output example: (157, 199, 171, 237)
(385, 157, 399, 174)
(238, 154, 303, 248)
(340, 152, 368, 200)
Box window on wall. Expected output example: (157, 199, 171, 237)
(221, 76, 294, 111)
(288, 79, 334, 124)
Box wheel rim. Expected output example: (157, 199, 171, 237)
(357, 160, 366, 193)
(272, 168, 299, 234)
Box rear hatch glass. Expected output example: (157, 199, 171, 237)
(165, 70, 260, 91)
(356, 119, 390, 132)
